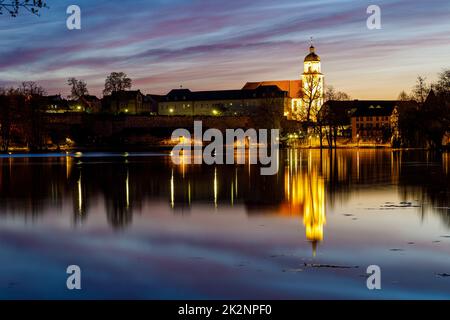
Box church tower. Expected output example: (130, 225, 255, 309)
(301, 42, 324, 122)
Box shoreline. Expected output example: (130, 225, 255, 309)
(1, 145, 448, 155)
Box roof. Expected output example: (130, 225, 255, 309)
(319, 101, 357, 125)
(304, 46, 320, 62)
(145, 94, 164, 102)
(352, 101, 401, 117)
(242, 80, 301, 98)
(110, 90, 143, 99)
(83, 95, 100, 101)
(320, 100, 419, 123)
(164, 85, 288, 102)
(304, 52, 320, 62)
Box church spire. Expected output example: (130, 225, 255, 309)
(309, 37, 315, 53)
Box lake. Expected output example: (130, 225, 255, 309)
(0, 149, 449, 299)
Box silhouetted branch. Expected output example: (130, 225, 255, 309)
(0, 0, 48, 17)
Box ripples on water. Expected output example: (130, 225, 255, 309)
(0, 150, 449, 299)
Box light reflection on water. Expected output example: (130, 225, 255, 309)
(0, 149, 449, 299)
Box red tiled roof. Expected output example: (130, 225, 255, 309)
(242, 80, 302, 98)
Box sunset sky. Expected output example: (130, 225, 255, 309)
(0, 0, 449, 99)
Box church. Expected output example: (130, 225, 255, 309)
(158, 44, 324, 122)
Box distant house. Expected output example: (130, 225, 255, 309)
(106, 90, 145, 114)
(351, 101, 418, 142)
(72, 95, 102, 113)
(319, 100, 418, 142)
(44, 94, 70, 113)
(144, 94, 163, 115)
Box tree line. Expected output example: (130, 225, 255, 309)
(0, 72, 133, 152)
(395, 69, 450, 149)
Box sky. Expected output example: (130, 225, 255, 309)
(0, 0, 449, 99)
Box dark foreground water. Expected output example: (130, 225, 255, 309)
(0, 150, 449, 299)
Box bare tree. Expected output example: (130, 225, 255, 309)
(398, 90, 411, 101)
(103, 72, 132, 96)
(434, 68, 450, 100)
(0, 0, 48, 17)
(300, 74, 323, 123)
(68, 78, 89, 100)
(0, 90, 14, 152)
(324, 85, 351, 102)
(412, 76, 430, 104)
(18, 81, 46, 96)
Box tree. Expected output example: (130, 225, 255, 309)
(0, 91, 14, 152)
(434, 68, 450, 100)
(320, 85, 351, 148)
(0, 88, 28, 152)
(324, 85, 351, 102)
(103, 72, 132, 96)
(419, 90, 449, 149)
(412, 76, 430, 104)
(300, 74, 323, 123)
(18, 81, 45, 96)
(253, 96, 284, 130)
(0, 0, 48, 17)
(398, 90, 411, 101)
(67, 78, 89, 100)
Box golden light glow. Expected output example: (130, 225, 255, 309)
(443, 152, 449, 176)
(66, 155, 72, 180)
(125, 170, 130, 209)
(281, 151, 326, 256)
(77, 173, 83, 215)
(214, 167, 218, 208)
(170, 169, 174, 208)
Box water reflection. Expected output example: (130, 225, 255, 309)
(283, 151, 326, 256)
(0, 150, 449, 243)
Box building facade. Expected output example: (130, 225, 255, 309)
(319, 100, 418, 143)
(351, 101, 418, 142)
(159, 45, 324, 121)
(158, 86, 289, 116)
(107, 90, 144, 114)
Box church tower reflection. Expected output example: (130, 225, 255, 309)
(283, 150, 326, 256)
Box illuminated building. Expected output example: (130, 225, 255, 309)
(158, 85, 289, 116)
(103, 90, 160, 114)
(159, 44, 324, 121)
(319, 100, 418, 143)
(352, 101, 417, 142)
(300, 44, 324, 122)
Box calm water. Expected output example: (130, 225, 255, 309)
(0, 150, 449, 299)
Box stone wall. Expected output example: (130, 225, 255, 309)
(45, 114, 256, 140)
